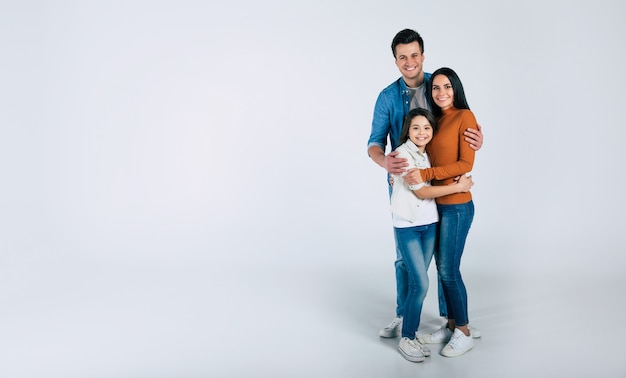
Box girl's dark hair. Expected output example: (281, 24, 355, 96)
(399, 107, 438, 144)
(426, 67, 470, 118)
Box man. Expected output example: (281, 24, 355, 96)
(367, 29, 483, 340)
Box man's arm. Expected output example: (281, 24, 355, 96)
(367, 87, 411, 176)
(368, 145, 408, 176)
(464, 123, 483, 151)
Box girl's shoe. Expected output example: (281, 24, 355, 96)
(398, 337, 425, 362)
(417, 324, 452, 344)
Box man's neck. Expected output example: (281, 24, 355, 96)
(403, 74, 424, 89)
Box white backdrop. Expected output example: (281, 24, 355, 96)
(1, 1, 625, 377)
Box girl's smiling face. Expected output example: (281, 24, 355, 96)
(408, 115, 433, 151)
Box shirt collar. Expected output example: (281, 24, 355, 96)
(405, 139, 426, 157)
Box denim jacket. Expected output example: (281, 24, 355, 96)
(367, 73, 432, 154)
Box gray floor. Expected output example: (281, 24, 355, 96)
(2, 240, 624, 378)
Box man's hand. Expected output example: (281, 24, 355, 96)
(382, 150, 408, 175)
(403, 168, 424, 186)
(464, 123, 483, 151)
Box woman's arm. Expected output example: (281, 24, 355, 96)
(405, 110, 477, 185)
(413, 174, 473, 199)
(423, 111, 476, 182)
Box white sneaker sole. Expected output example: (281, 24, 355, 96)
(441, 344, 473, 357)
(398, 347, 425, 363)
(379, 329, 401, 338)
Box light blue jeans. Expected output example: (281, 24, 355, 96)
(394, 232, 448, 319)
(389, 182, 448, 319)
(436, 201, 474, 327)
(395, 236, 449, 318)
(394, 223, 438, 338)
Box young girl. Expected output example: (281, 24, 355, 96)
(405, 67, 478, 357)
(390, 107, 473, 362)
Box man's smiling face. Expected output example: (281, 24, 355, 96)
(394, 41, 425, 88)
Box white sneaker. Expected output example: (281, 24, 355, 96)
(398, 337, 425, 362)
(417, 323, 481, 343)
(379, 317, 402, 338)
(419, 341, 431, 357)
(441, 328, 473, 357)
(417, 324, 452, 344)
(469, 324, 481, 338)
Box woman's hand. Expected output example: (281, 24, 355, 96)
(403, 168, 424, 186)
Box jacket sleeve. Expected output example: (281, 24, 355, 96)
(367, 91, 391, 153)
(395, 148, 417, 174)
(391, 148, 415, 196)
(390, 147, 417, 221)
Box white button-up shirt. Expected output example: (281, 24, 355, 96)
(390, 140, 439, 228)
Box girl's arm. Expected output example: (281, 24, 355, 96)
(412, 175, 473, 199)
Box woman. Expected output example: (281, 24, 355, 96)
(390, 107, 473, 362)
(405, 67, 477, 357)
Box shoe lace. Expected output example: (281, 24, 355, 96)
(407, 338, 423, 351)
(447, 332, 466, 350)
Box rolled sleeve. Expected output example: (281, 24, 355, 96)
(367, 92, 391, 154)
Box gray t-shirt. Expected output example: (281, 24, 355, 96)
(408, 83, 428, 110)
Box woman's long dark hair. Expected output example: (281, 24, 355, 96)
(426, 67, 470, 118)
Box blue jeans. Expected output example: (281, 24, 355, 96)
(389, 182, 447, 318)
(394, 223, 437, 338)
(436, 201, 474, 327)
(393, 238, 448, 318)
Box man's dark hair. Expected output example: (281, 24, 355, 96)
(391, 29, 424, 58)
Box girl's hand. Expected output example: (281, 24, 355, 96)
(456, 174, 474, 192)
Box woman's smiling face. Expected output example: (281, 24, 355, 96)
(431, 74, 454, 110)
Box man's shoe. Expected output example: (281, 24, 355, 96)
(417, 323, 452, 344)
(469, 324, 481, 338)
(441, 328, 474, 357)
(379, 317, 402, 338)
(398, 337, 425, 362)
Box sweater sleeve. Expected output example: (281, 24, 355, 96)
(421, 110, 476, 182)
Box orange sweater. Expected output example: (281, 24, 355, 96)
(421, 107, 476, 205)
